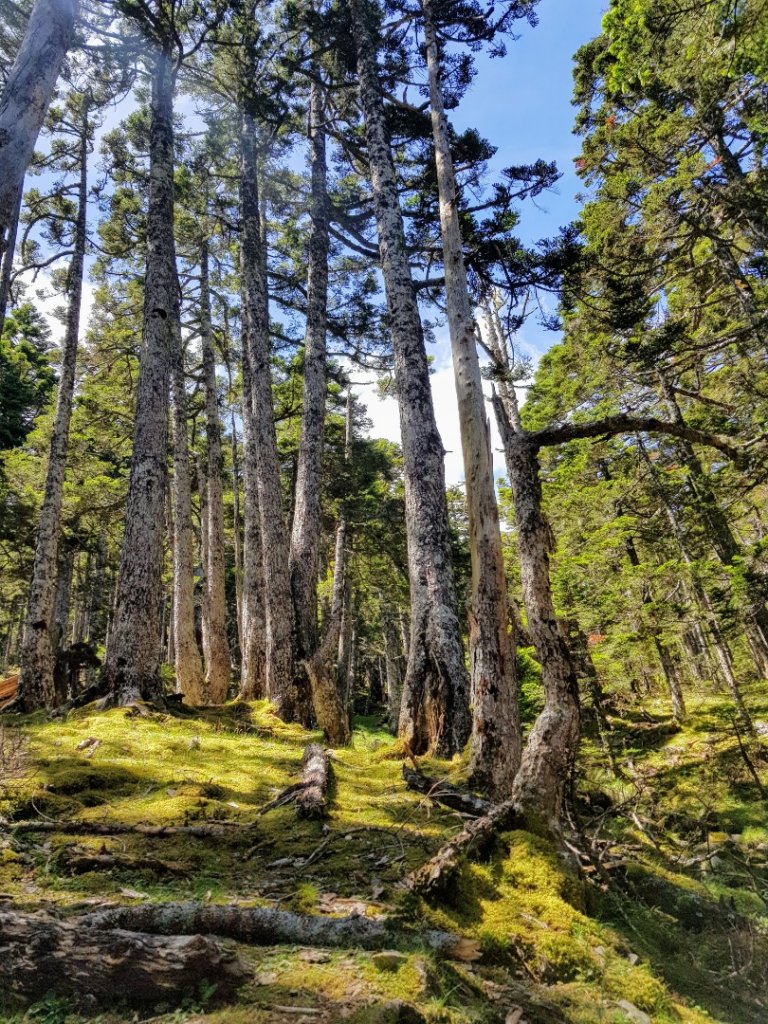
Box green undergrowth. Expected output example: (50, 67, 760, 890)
(0, 692, 766, 1023)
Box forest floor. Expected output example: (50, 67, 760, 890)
(1, 683, 767, 1024)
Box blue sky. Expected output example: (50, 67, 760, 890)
(363, 0, 610, 482)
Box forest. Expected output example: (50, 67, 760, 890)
(0, 0, 767, 1020)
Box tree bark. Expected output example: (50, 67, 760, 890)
(290, 76, 330, 661)
(101, 49, 177, 705)
(494, 402, 581, 836)
(0, 180, 22, 338)
(240, 110, 306, 721)
(0, 0, 77, 257)
(422, 0, 520, 798)
(0, 910, 246, 1006)
(170, 326, 205, 705)
(351, 0, 470, 757)
(295, 741, 331, 818)
(381, 602, 403, 732)
(81, 902, 478, 960)
(200, 237, 230, 701)
(17, 98, 87, 710)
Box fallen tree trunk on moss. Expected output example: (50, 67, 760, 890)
(81, 901, 480, 960)
(406, 799, 519, 897)
(258, 742, 331, 819)
(4, 818, 248, 839)
(296, 742, 330, 818)
(0, 910, 247, 1006)
(58, 847, 191, 876)
(402, 766, 492, 817)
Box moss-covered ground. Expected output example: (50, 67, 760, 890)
(0, 687, 766, 1024)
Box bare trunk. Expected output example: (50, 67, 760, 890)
(625, 534, 687, 723)
(170, 331, 205, 704)
(241, 112, 305, 716)
(225, 355, 243, 649)
(303, 518, 352, 746)
(290, 77, 330, 660)
(238, 349, 267, 699)
(102, 50, 177, 705)
(200, 238, 230, 701)
(0, 180, 22, 337)
(352, 0, 470, 756)
(423, 0, 520, 798)
(494, 402, 580, 836)
(0, 0, 77, 256)
(17, 100, 87, 710)
(638, 436, 753, 732)
(381, 602, 403, 732)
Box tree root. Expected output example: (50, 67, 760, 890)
(402, 766, 492, 817)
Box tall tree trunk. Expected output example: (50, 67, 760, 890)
(52, 540, 74, 654)
(199, 238, 230, 701)
(170, 330, 205, 705)
(493, 402, 580, 836)
(225, 355, 243, 650)
(351, 0, 470, 756)
(0, 181, 22, 338)
(16, 97, 87, 710)
(290, 77, 330, 662)
(237, 351, 266, 700)
(101, 49, 177, 705)
(0, 0, 77, 257)
(240, 112, 302, 713)
(422, 0, 520, 797)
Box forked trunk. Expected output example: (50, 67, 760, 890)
(423, 0, 520, 797)
(494, 402, 580, 835)
(351, 0, 470, 756)
(240, 112, 307, 721)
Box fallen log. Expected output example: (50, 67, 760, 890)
(81, 901, 481, 961)
(406, 798, 519, 897)
(402, 766, 492, 817)
(0, 910, 247, 1006)
(57, 847, 190, 876)
(4, 818, 248, 839)
(296, 743, 330, 819)
(258, 742, 331, 819)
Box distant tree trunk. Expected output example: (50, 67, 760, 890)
(241, 113, 302, 713)
(637, 436, 752, 731)
(225, 355, 243, 648)
(624, 534, 687, 723)
(199, 237, 230, 701)
(170, 330, 205, 705)
(52, 541, 75, 655)
(16, 97, 87, 710)
(290, 77, 330, 663)
(337, 582, 353, 699)
(197, 450, 210, 662)
(303, 518, 352, 746)
(352, 0, 470, 756)
(0, 181, 22, 338)
(660, 379, 768, 678)
(238, 349, 266, 700)
(481, 296, 523, 432)
(0, 0, 77, 258)
(423, 0, 520, 798)
(493, 403, 580, 835)
(381, 602, 403, 732)
(102, 49, 177, 705)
